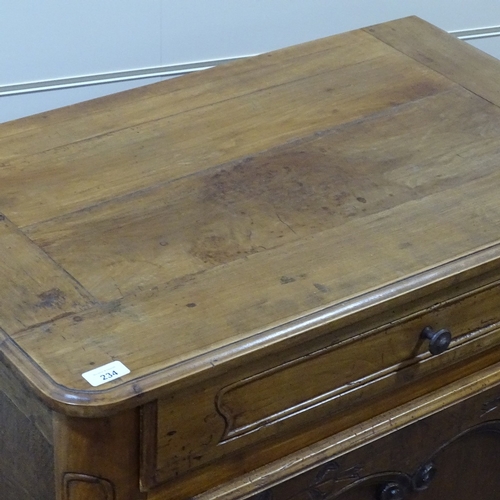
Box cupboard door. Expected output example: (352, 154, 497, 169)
(251, 383, 500, 500)
(331, 424, 500, 500)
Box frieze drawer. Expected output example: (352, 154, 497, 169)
(140, 278, 500, 492)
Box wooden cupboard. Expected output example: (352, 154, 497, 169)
(2, 16, 500, 500)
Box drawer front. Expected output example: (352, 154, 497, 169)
(217, 280, 500, 441)
(141, 280, 500, 496)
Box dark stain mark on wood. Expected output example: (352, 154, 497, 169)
(186, 302, 197, 308)
(36, 288, 66, 309)
(204, 149, 357, 217)
(280, 274, 308, 285)
(314, 283, 330, 293)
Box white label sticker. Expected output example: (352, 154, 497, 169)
(82, 361, 130, 387)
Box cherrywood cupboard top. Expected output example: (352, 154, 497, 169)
(2, 16, 500, 415)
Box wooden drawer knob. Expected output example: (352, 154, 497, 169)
(421, 326, 452, 355)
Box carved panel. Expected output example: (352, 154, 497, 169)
(63, 473, 115, 500)
(295, 461, 366, 500)
(253, 421, 500, 500)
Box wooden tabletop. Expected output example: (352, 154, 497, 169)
(2, 16, 500, 416)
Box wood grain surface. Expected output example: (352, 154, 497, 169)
(0, 215, 94, 334)
(1, 16, 500, 416)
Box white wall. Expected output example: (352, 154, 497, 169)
(2, 1, 500, 123)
